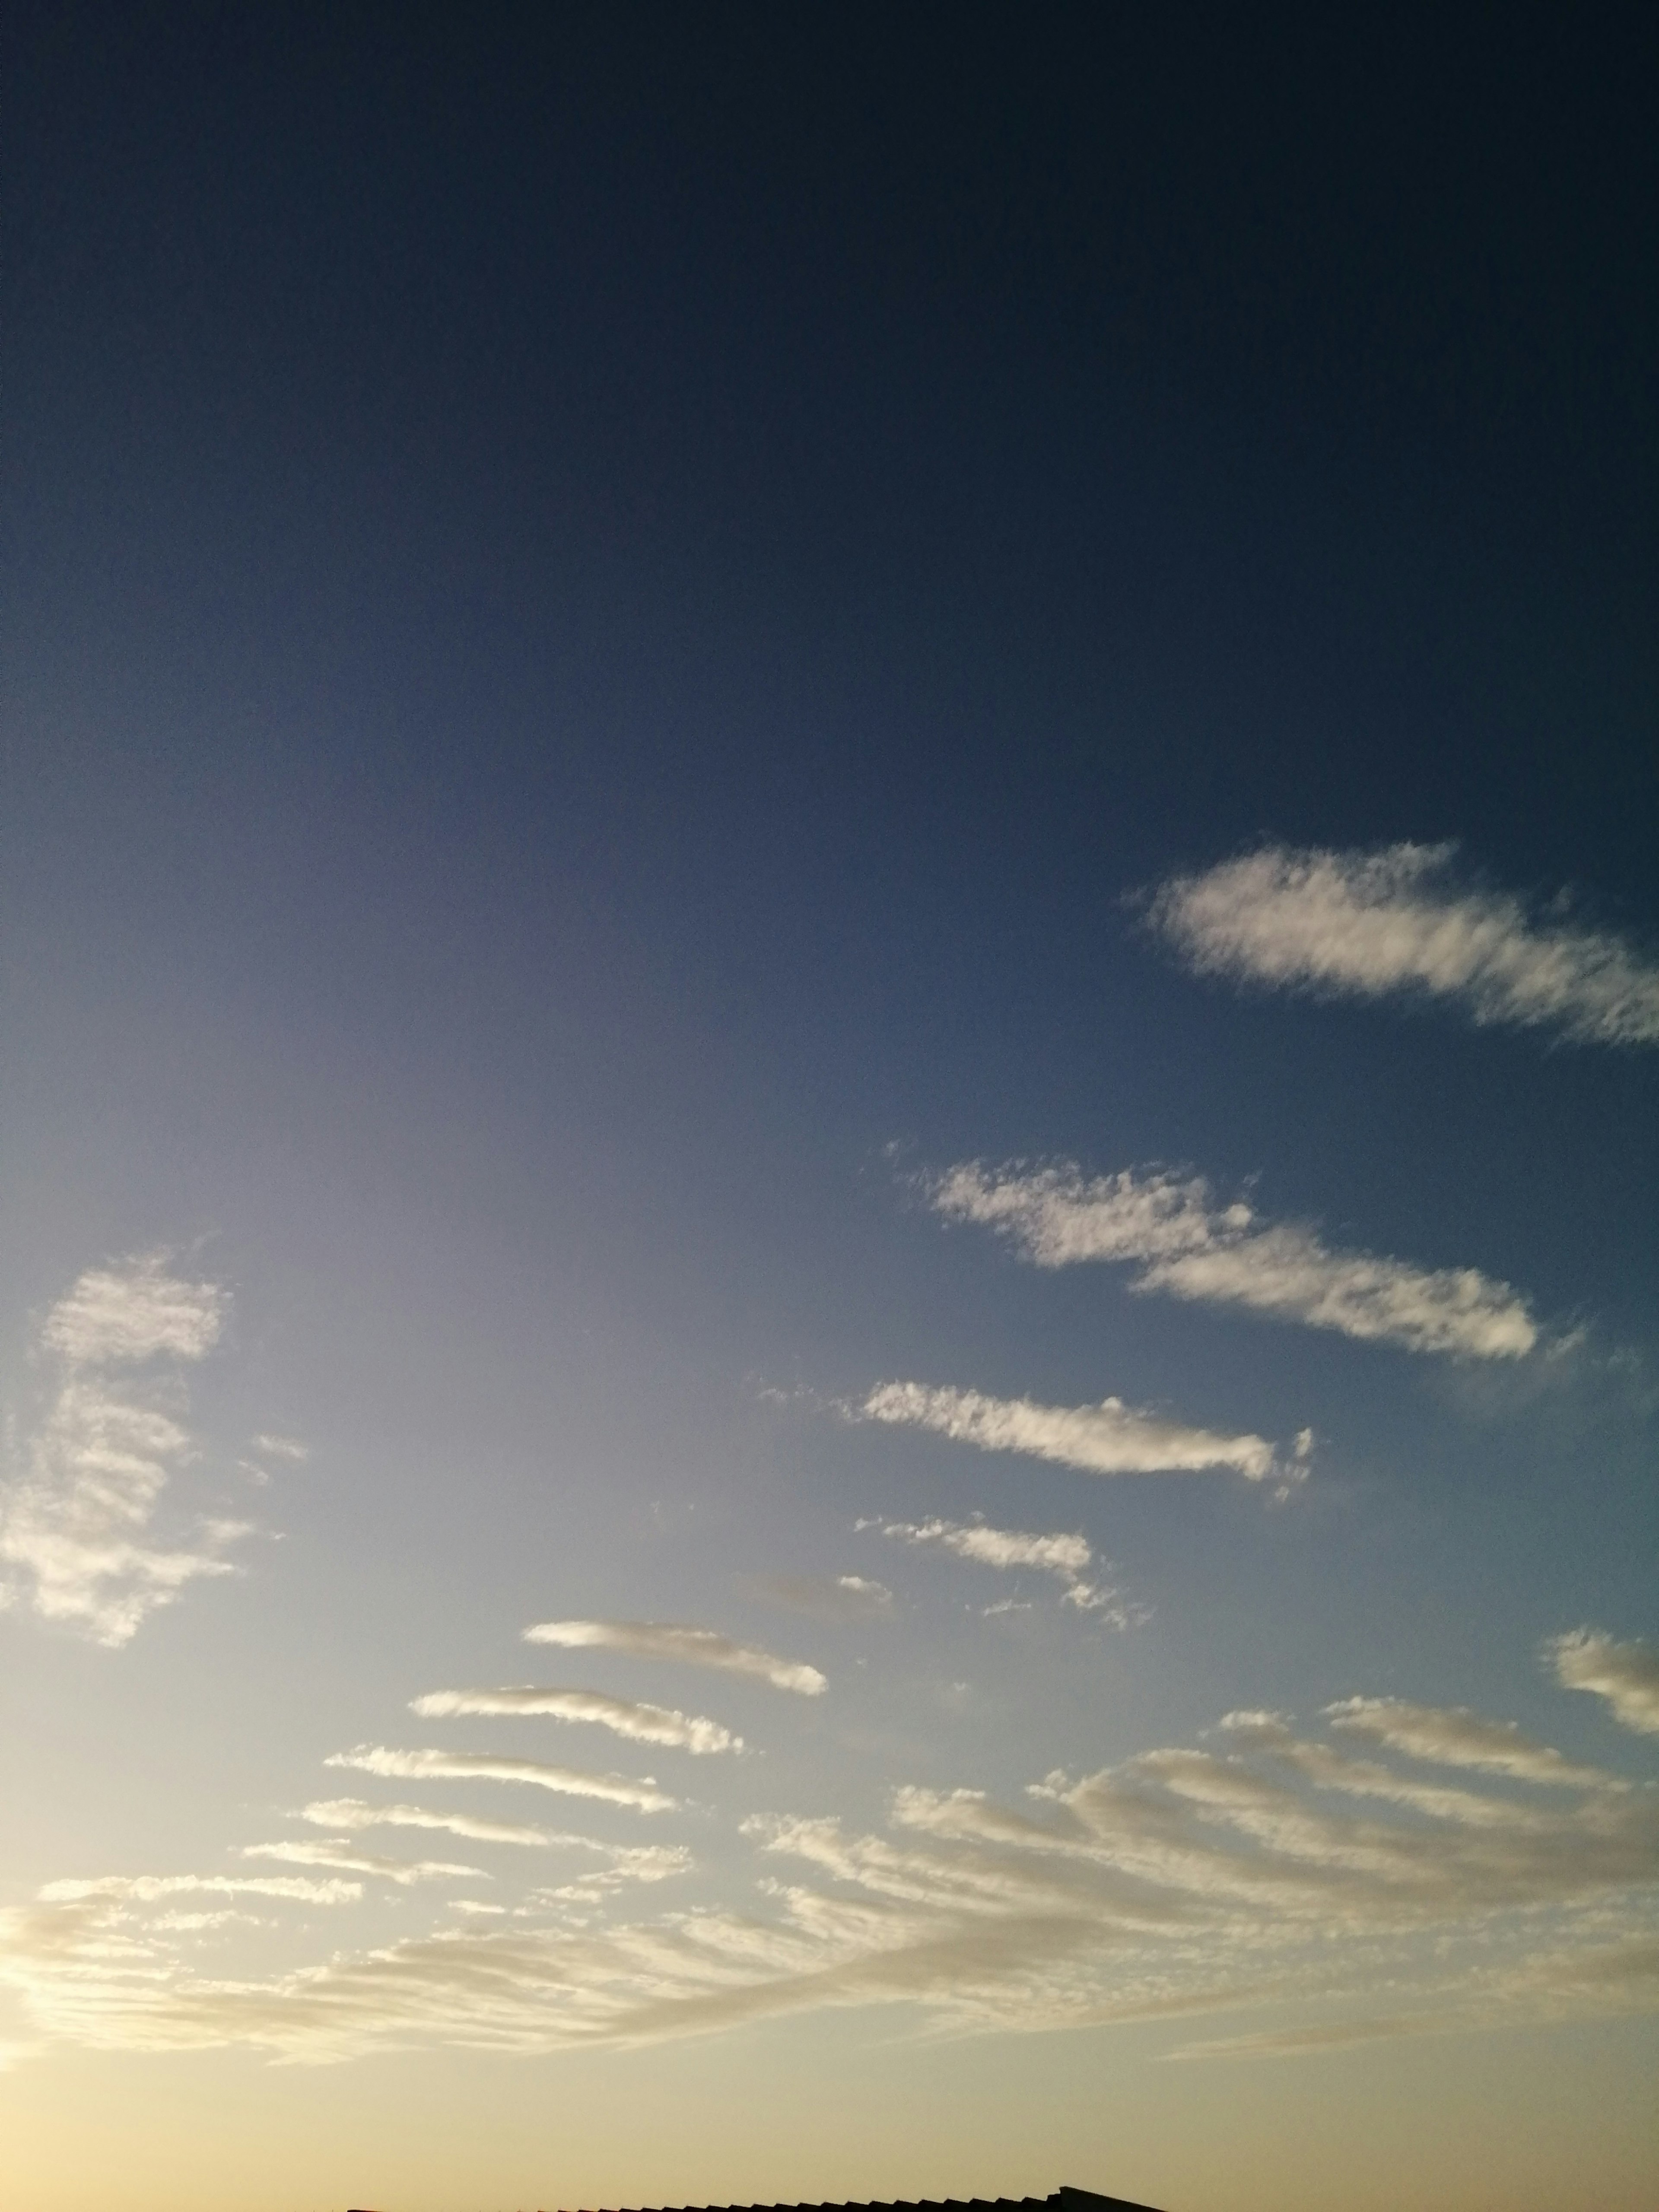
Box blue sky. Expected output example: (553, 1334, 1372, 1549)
(3, 12, 1657, 2210)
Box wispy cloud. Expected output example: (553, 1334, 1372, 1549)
(863, 1515, 1138, 1619)
(38, 1257, 229, 1365)
(1145, 842, 1659, 1046)
(250, 1433, 309, 1462)
(1325, 1696, 1617, 1787)
(859, 1379, 1291, 1484)
(6, 1674, 1654, 2065)
(297, 1799, 553, 1847)
(38, 1874, 359, 1905)
(528, 1843, 694, 1908)
(410, 1688, 740, 1756)
(523, 1620, 826, 1697)
(1, 1256, 249, 1645)
(240, 1842, 486, 1886)
(323, 1745, 677, 1812)
(1548, 1630, 1659, 1735)
(743, 1573, 895, 1622)
(930, 1158, 1538, 1359)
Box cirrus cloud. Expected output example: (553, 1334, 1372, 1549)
(862, 1514, 1140, 1621)
(1146, 842, 1659, 1046)
(323, 1745, 677, 1812)
(523, 1620, 826, 1697)
(410, 1688, 740, 1756)
(1, 1257, 249, 1645)
(859, 1379, 1291, 1484)
(930, 1158, 1538, 1360)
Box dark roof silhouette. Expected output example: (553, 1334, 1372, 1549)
(562, 2187, 1162, 2212)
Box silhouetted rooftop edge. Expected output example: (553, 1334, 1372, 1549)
(559, 2184, 1163, 2212)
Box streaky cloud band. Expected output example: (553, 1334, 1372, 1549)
(410, 1687, 740, 1755)
(859, 1379, 1289, 1484)
(522, 1619, 826, 1697)
(1145, 841, 1659, 1046)
(930, 1157, 1538, 1360)
(323, 1745, 677, 1812)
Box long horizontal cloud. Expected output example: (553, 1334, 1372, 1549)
(0, 1257, 250, 1645)
(1548, 1630, 1659, 1735)
(38, 1873, 359, 1906)
(410, 1687, 739, 1755)
(930, 1157, 1537, 1359)
(241, 1842, 487, 1885)
(863, 1515, 1134, 1618)
(859, 1380, 1287, 1483)
(1324, 1696, 1616, 1787)
(5, 1674, 1653, 2065)
(523, 1620, 826, 1697)
(1146, 842, 1659, 1046)
(324, 1745, 677, 1812)
(298, 1799, 553, 1846)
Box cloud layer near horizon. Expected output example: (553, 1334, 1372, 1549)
(930, 1159, 1538, 1359)
(4, 1679, 1651, 2066)
(1147, 842, 1659, 1046)
(860, 1379, 1287, 1483)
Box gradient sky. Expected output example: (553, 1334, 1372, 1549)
(3, 12, 1658, 2212)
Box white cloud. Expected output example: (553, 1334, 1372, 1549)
(523, 1620, 826, 1697)
(297, 1799, 553, 1847)
(38, 1256, 228, 1365)
(1548, 1630, 1659, 1735)
(410, 1688, 740, 1756)
(240, 1842, 486, 1886)
(323, 1745, 677, 1812)
(931, 1158, 1537, 1360)
(1, 1256, 250, 1644)
(865, 1515, 1138, 1620)
(528, 1843, 694, 1909)
(251, 1433, 309, 1462)
(1325, 1696, 1617, 1787)
(859, 1379, 1285, 1483)
(1146, 841, 1659, 1046)
(4, 1684, 1655, 2065)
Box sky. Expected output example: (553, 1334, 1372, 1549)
(3, 10, 1658, 2211)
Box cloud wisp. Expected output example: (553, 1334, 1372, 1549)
(1145, 841, 1659, 1046)
(410, 1688, 740, 1756)
(38, 1259, 230, 1365)
(743, 1573, 896, 1623)
(1548, 1630, 1659, 1736)
(324, 1745, 677, 1812)
(523, 1620, 826, 1697)
(858, 1379, 1294, 1485)
(1325, 1697, 1617, 1787)
(863, 1515, 1137, 1619)
(930, 1158, 1538, 1360)
(0, 1255, 249, 1645)
(241, 1842, 487, 1886)
(298, 1800, 554, 1847)
(5, 1677, 1653, 2066)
